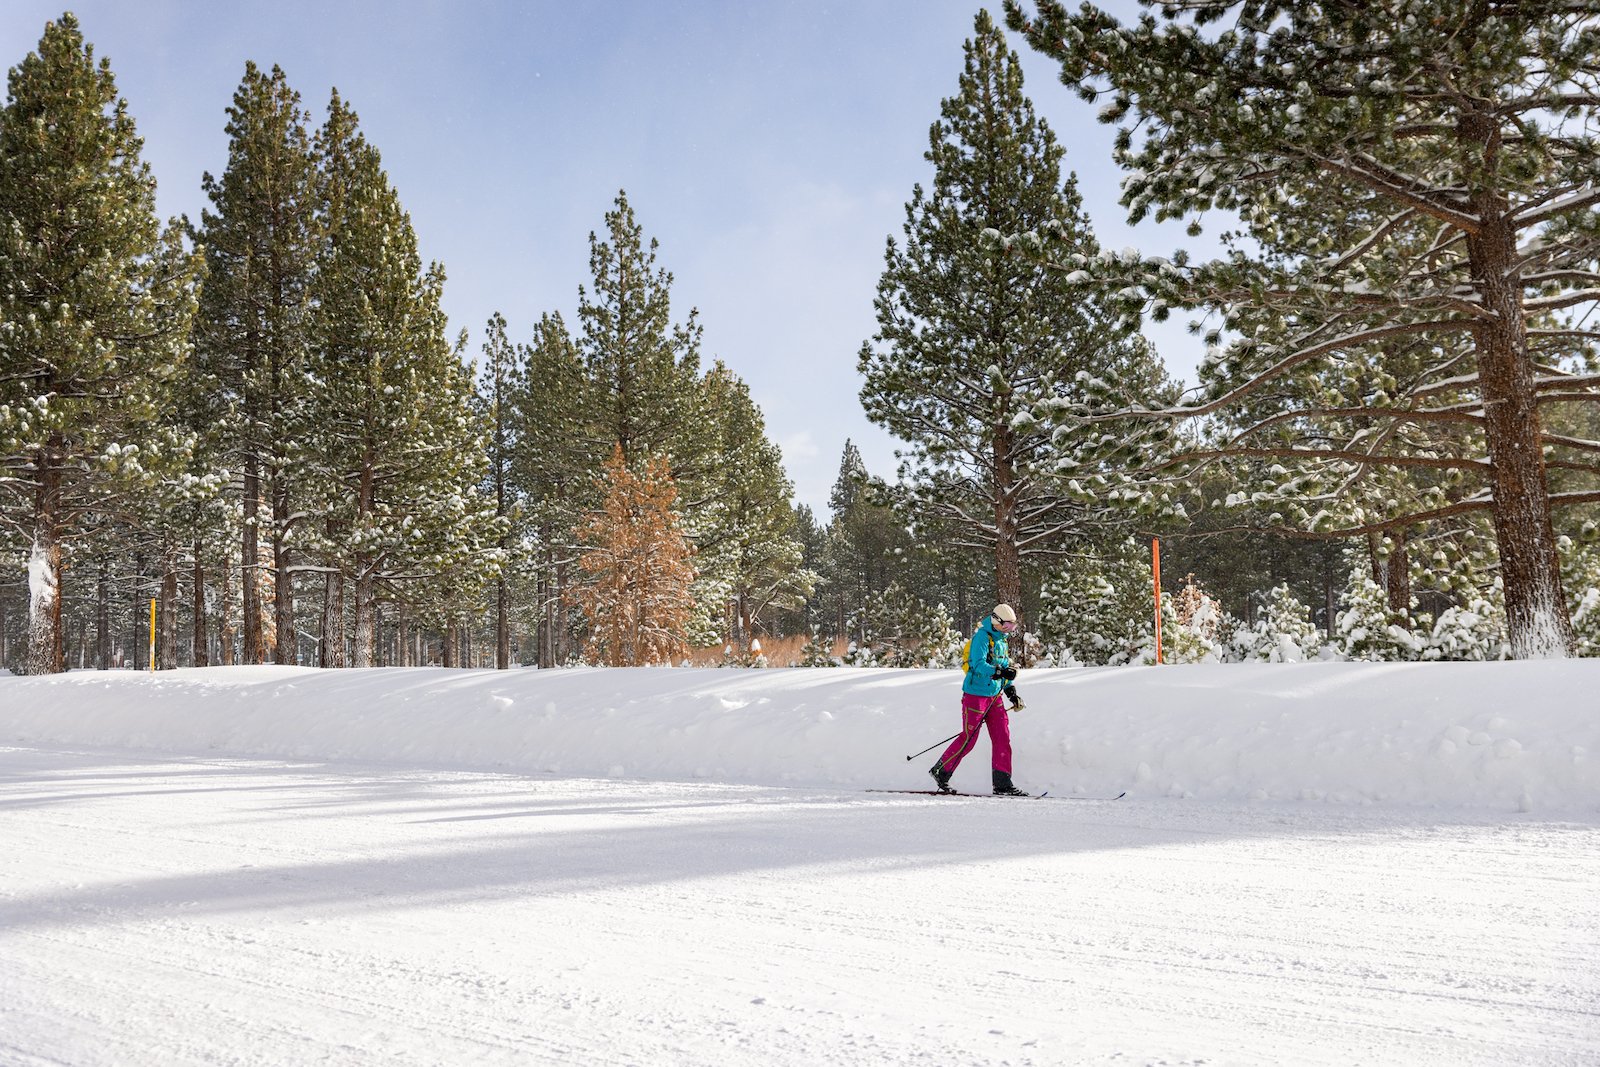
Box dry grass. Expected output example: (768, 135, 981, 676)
(683, 633, 848, 667)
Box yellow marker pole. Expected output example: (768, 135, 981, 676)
(1152, 538, 1163, 665)
(149, 597, 156, 673)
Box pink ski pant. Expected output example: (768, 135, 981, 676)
(935, 693, 1011, 775)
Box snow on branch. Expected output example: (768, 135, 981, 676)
(1169, 318, 1469, 420)
(1155, 446, 1489, 475)
(1300, 150, 1480, 233)
(1525, 287, 1600, 313)
(1510, 183, 1600, 229)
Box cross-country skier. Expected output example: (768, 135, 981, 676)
(930, 603, 1027, 796)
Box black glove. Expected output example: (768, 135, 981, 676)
(995, 664, 1017, 681)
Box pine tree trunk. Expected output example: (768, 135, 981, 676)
(1464, 142, 1575, 658)
(993, 427, 1021, 613)
(96, 560, 111, 669)
(1324, 573, 1337, 640)
(131, 553, 145, 670)
(192, 545, 208, 668)
(496, 574, 510, 670)
(396, 601, 409, 667)
(353, 570, 374, 668)
(218, 548, 235, 666)
(272, 481, 295, 665)
(1384, 528, 1411, 626)
(556, 561, 570, 666)
(1365, 532, 1384, 588)
(320, 571, 341, 668)
(242, 458, 263, 664)
(321, 574, 331, 668)
(26, 444, 65, 676)
(160, 550, 178, 670)
(538, 567, 550, 668)
(739, 596, 756, 658)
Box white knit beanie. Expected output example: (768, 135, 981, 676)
(992, 604, 1016, 624)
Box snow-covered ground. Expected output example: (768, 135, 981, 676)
(3, 664, 1598, 1065)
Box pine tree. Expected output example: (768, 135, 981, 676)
(0, 15, 200, 674)
(1006, 0, 1600, 658)
(577, 190, 703, 475)
(194, 61, 318, 664)
(482, 312, 522, 669)
(574, 445, 697, 666)
(509, 310, 595, 667)
(775, 502, 829, 639)
(860, 10, 1171, 616)
(814, 441, 922, 646)
(305, 91, 502, 668)
(798, 627, 840, 667)
(692, 363, 814, 653)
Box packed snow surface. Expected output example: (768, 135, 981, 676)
(2, 663, 1598, 1065)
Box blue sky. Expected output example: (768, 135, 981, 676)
(2, 1, 1202, 515)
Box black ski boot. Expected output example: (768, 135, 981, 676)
(929, 763, 954, 793)
(992, 770, 1028, 797)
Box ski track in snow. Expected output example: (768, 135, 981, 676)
(2, 744, 1596, 1066)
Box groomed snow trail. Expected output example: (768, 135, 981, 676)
(2, 744, 1596, 1067)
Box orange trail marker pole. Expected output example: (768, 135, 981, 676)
(1152, 538, 1163, 665)
(149, 597, 156, 673)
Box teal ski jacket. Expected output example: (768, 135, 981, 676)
(961, 616, 1011, 698)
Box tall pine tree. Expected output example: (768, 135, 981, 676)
(692, 364, 814, 650)
(577, 190, 703, 477)
(509, 311, 593, 666)
(859, 10, 1168, 617)
(481, 312, 522, 669)
(0, 14, 200, 674)
(306, 91, 500, 668)
(1006, 0, 1600, 657)
(194, 61, 318, 665)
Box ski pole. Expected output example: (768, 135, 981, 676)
(909, 703, 996, 764)
(905, 732, 962, 762)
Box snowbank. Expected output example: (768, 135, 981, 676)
(2, 662, 1596, 812)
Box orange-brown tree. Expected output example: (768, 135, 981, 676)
(574, 445, 697, 666)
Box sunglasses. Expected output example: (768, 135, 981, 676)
(995, 618, 1019, 632)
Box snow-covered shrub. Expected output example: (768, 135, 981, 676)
(1235, 583, 1323, 663)
(1039, 538, 1153, 665)
(902, 600, 964, 668)
(1163, 575, 1231, 663)
(1336, 568, 1422, 661)
(1559, 532, 1600, 656)
(844, 640, 877, 668)
(845, 584, 962, 667)
(1424, 591, 1507, 661)
(798, 629, 840, 667)
(1030, 643, 1085, 668)
(1573, 587, 1600, 657)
